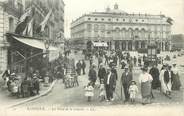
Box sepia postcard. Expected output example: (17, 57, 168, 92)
(0, 0, 183, 115)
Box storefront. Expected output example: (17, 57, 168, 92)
(6, 33, 58, 77)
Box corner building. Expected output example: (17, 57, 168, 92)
(71, 4, 172, 51)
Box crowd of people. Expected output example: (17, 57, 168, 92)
(1, 49, 182, 105)
(84, 49, 182, 105)
(1, 70, 42, 98)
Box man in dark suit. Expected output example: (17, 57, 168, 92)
(88, 64, 97, 87)
(81, 60, 86, 75)
(98, 63, 106, 84)
(149, 64, 160, 89)
(121, 66, 133, 102)
(111, 64, 118, 81)
(104, 67, 116, 101)
(76, 60, 82, 75)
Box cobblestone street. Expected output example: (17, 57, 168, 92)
(10, 51, 184, 109)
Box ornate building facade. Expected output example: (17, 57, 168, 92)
(0, 0, 24, 73)
(71, 4, 173, 51)
(0, 0, 65, 73)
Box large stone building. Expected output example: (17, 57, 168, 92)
(71, 4, 173, 51)
(0, 0, 65, 73)
(0, 0, 24, 73)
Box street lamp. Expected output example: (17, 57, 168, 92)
(44, 39, 50, 71)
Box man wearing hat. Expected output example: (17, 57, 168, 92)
(104, 67, 116, 101)
(98, 63, 106, 84)
(88, 64, 97, 87)
(2, 67, 11, 87)
(111, 63, 118, 81)
(120, 66, 133, 102)
(10, 73, 16, 80)
(32, 74, 40, 95)
(149, 64, 160, 90)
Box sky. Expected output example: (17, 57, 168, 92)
(64, 0, 184, 38)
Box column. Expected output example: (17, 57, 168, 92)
(126, 41, 128, 51)
(145, 41, 148, 49)
(120, 41, 122, 50)
(169, 40, 172, 51)
(138, 41, 141, 49)
(111, 41, 115, 50)
(160, 42, 162, 51)
(132, 41, 135, 51)
(163, 42, 165, 51)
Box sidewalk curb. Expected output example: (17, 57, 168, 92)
(7, 80, 57, 109)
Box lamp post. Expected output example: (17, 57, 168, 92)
(44, 39, 50, 71)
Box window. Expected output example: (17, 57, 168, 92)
(108, 18, 111, 21)
(101, 18, 104, 21)
(94, 24, 99, 32)
(136, 19, 138, 22)
(107, 31, 111, 34)
(9, 17, 14, 32)
(95, 18, 98, 21)
(142, 20, 144, 22)
(116, 18, 119, 21)
(101, 24, 105, 32)
(88, 18, 91, 20)
(87, 24, 92, 32)
(123, 19, 125, 21)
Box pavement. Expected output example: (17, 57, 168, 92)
(0, 50, 183, 110)
(10, 50, 183, 109)
(0, 79, 57, 109)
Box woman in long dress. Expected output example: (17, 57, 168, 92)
(159, 65, 167, 94)
(171, 64, 181, 90)
(139, 67, 153, 105)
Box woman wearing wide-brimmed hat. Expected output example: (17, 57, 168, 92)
(139, 66, 153, 105)
(171, 63, 181, 90)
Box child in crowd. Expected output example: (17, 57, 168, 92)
(84, 82, 94, 102)
(129, 81, 138, 103)
(99, 79, 106, 102)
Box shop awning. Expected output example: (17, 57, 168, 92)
(93, 42, 108, 47)
(13, 36, 58, 51)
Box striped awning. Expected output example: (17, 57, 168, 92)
(13, 36, 57, 51)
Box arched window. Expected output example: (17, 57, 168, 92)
(134, 28, 139, 39)
(87, 24, 92, 32)
(128, 28, 133, 39)
(163, 32, 166, 39)
(121, 28, 126, 39)
(94, 24, 99, 32)
(125, 30, 129, 39)
(101, 24, 105, 32)
(115, 27, 120, 38)
(141, 28, 145, 39)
